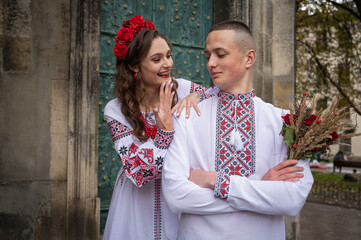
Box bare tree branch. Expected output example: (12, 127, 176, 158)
(299, 41, 361, 115)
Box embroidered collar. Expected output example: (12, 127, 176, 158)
(218, 90, 255, 102)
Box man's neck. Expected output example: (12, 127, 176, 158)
(220, 84, 253, 95)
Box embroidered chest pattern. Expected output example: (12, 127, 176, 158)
(214, 92, 256, 198)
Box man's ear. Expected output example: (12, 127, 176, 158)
(128, 64, 139, 73)
(245, 49, 256, 69)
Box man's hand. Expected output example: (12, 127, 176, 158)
(171, 92, 201, 118)
(189, 169, 217, 189)
(262, 160, 304, 182)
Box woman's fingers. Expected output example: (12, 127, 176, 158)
(171, 102, 180, 114)
(190, 102, 201, 116)
(155, 80, 174, 131)
(171, 92, 202, 118)
(160, 80, 173, 108)
(159, 81, 165, 101)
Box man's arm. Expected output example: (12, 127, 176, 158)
(226, 159, 313, 217)
(188, 159, 313, 217)
(162, 114, 238, 215)
(189, 159, 304, 188)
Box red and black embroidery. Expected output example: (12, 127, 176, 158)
(190, 82, 212, 101)
(214, 91, 256, 199)
(121, 143, 157, 186)
(118, 146, 128, 156)
(108, 120, 133, 142)
(154, 128, 174, 150)
(154, 179, 162, 240)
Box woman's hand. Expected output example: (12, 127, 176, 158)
(262, 160, 304, 182)
(171, 92, 201, 118)
(154, 80, 174, 131)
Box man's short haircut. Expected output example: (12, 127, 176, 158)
(209, 20, 255, 52)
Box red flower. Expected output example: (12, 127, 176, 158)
(293, 144, 297, 148)
(114, 43, 128, 60)
(282, 114, 297, 125)
(114, 16, 157, 60)
(331, 131, 338, 139)
(116, 27, 134, 43)
(317, 119, 321, 123)
(304, 114, 318, 126)
(123, 16, 143, 28)
(145, 20, 156, 30)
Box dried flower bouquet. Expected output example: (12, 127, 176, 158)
(281, 93, 361, 160)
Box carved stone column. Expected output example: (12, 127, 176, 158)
(67, 0, 101, 239)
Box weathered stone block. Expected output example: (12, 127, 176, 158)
(3, 36, 31, 72)
(50, 133, 68, 180)
(3, 0, 31, 36)
(274, 81, 294, 109)
(273, 41, 294, 76)
(51, 80, 69, 134)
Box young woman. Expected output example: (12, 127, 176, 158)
(102, 16, 208, 240)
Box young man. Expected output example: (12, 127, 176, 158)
(162, 20, 313, 240)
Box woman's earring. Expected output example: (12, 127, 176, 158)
(133, 73, 138, 80)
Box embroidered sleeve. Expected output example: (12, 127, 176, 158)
(190, 82, 212, 102)
(214, 171, 230, 199)
(107, 119, 174, 187)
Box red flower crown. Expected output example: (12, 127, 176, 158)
(114, 16, 156, 60)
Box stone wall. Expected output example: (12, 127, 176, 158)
(0, 0, 100, 239)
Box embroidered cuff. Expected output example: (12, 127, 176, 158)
(214, 171, 230, 199)
(197, 90, 212, 102)
(154, 128, 175, 149)
(190, 82, 211, 102)
(107, 120, 132, 142)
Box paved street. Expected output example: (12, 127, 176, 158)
(300, 202, 361, 240)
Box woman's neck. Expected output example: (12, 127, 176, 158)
(137, 85, 160, 111)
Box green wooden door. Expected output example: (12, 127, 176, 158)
(98, 0, 213, 233)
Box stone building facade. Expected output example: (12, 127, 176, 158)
(0, 0, 296, 239)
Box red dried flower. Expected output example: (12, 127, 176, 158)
(282, 114, 297, 125)
(304, 114, 318, 126)
(303, 92, 307, 96)
(331, 131, 338, 139)
(293, 144, 297, 148)
(317, 119, 321, 123)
